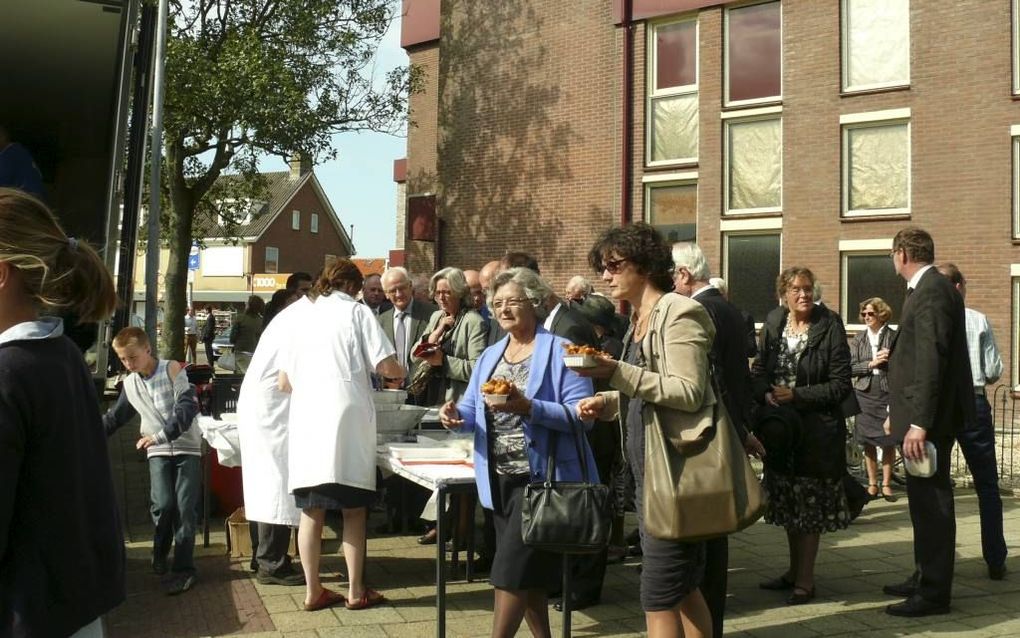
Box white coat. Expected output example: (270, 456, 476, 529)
(235, 296, 312, 526)
(285, 292, 394, 493)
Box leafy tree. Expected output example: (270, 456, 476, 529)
(156, 0, 416, 358)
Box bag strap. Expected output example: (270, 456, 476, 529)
(548, 404, 591, 484)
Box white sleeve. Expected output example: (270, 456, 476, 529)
(355, 304, 395, 368)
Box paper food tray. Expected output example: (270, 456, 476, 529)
(389, 446, 468, 462)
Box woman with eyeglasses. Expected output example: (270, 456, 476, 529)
(752, 267, 858, 605)
(438, 267, 595, 638)
(573, 223, 715, 638)
(849, 297, 897, 501)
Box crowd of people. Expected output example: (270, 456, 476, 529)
(0, 182, 1009, 638)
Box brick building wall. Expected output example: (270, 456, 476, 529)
(405, 42, 441, 274)
(253, 181, 351, 276)
(403, 0, 1020, 385)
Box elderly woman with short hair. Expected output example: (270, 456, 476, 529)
(415, 266, 489, 406)
(439, 267, 596, 638)
(850, 297, 896, 500)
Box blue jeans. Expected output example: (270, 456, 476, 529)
(956, 395, 1007, 569)
(149, 454, 201, 574)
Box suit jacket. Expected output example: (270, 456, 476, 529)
(548, 302, 598, 348)
(694, 287, 752, 442)
(887, 267, 975, 439)
(378, 299, 436, 367)
(455, 328, 596, 509)
(849, 325, 893, 393)
(419, 307, 489, 405)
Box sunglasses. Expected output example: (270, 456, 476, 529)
(860, 311, 876, 317)
(602, 257, 629, 274)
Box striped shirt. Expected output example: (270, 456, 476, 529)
(964, 307, 1002, 388)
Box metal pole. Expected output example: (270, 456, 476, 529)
(144, 0, 169, 347)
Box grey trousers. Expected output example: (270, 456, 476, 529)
(256, 522, 295, 575)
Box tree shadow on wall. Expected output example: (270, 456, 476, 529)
(437, 0, 579, 266)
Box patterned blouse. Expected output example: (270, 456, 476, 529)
(774, 323, 809, 388)
(489, 355, 532, 476)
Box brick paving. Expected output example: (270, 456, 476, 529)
(104, 492, 1020, 637)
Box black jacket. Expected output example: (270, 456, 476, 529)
(751, 304, 858, 479)
(1, 336, 125, 637)
(887, 267, 975, 438)
(850, 325, 893, 393)
(695, 287, 753, 442)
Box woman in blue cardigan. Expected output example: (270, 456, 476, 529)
(439, 267, 595, 638)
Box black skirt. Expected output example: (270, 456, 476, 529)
(293, 482, 376, 511)
(488, 473, 561, 591)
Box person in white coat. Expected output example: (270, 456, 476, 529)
(236, 293, 312, 586)
(280, 259, 404, 612)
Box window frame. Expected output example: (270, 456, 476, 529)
(265, 246, 279, 274)
(722, 229, 782, 326)
(1014, 0, 1020, 95)
(291, 210, 300, 231)
(1013, 273, 1020, 387)
(723, 110, 783, 215)
(841, 109, 911, 218)
(1012, 125, 1020, 238)
(723, 0, 784, 108)
(839, 240, 899, 330)
(311, 212, 319, 234)
(644, 173, 699, 243)
(840, 0, 911, 94)
(646, 15, 700, 168)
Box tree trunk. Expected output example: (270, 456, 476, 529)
(162, 190, 194, 361)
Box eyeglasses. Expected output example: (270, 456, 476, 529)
(788, 286, 814, 297)
(602, 258, 629, 274)
(434, 290, 455, 297)
(384, 283, 410, 295)
(492, 297, 530, 312)
(860, 311, 876, 317)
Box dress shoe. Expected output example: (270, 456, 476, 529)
(417, 529, 437, 545)
(989, 563, 1007, 581)
(885, 595, 950, 617)
(257, 569, 306, 586)
(552, 594, 600, 612)
(882, 576, 918, 598)
(786, 586, 815, 605)
(759, 574, 795, 590)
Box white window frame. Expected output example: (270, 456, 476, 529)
(311, 212, 319, 234)
(644, 176, 698, 242)
(1012, 125, 1020, 238)
(722, 230, 783, 327)
(723, 110, 783, 215)
(265, 246, 279, 274)
(841, 109, 911, 218)
(723, 0, 784, 108)
(646, 15, 699, 167)
(839, 239, 894, 330)
(1012, 268, 1020, 386)
(840, 0, 911, 93)
(291, 210, 300, 230)
(1014, 0, 1020, 95)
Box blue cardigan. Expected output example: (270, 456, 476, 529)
(455, 327, 598, 509)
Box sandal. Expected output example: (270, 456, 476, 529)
(759, 574, 795, 590)
(304, 588, 345, 612)
(866, 483, 879, 497)
(346, 588, 387, 610)
(786, 586, 816, 605)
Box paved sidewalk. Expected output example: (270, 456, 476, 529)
(106, 493, 1019, 637)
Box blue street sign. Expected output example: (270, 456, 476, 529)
(188, 243, 200, 271)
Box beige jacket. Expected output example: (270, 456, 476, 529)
(601, 293, 717, 442)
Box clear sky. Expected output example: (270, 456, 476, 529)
(261, 17, 407, 260)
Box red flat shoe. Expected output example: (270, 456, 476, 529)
(346, 588, 387, 610)
(304, 588, 345, 612)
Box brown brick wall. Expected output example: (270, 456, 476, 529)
(406, 0, 1020, 383)
(405, 42, 440, 275)
(253, 179, 351, 276)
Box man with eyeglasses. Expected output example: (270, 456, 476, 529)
(882, 227, 975, 617)
(935, 262, 1006, 582)
(377, 267, 436, 391)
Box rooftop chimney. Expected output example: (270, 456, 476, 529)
(289, 153, 312, 179)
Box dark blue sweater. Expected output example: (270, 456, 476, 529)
(0, 335, 125, 637)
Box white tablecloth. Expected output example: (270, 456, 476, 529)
(197, 415, 241, 467)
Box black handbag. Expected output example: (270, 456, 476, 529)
(520, 406, 611, 554)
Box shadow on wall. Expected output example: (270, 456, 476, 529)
(437, 0, 580, 268)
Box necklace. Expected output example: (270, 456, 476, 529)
(504, 338, 535, 363)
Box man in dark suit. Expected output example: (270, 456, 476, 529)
(883, 227, 975, 617)
(362, 273, 393, 315)
(673, 242, 764, 637)
(378, 267, 436, 387)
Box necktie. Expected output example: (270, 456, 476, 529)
(395, 312, 407, 370)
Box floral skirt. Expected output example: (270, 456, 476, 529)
(762, 470, 851, 534)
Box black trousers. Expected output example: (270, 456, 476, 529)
(956, 395, 1007, 569)
(702, 536, 728, 638)
(256, 522, 294, 576)
(906, 435, 956, 605)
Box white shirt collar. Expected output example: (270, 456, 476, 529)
(543, 301, 564, 331)
(907, 264, 935, 291)
(0, 317, 64, 347)
(690, 284, 714, 300)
